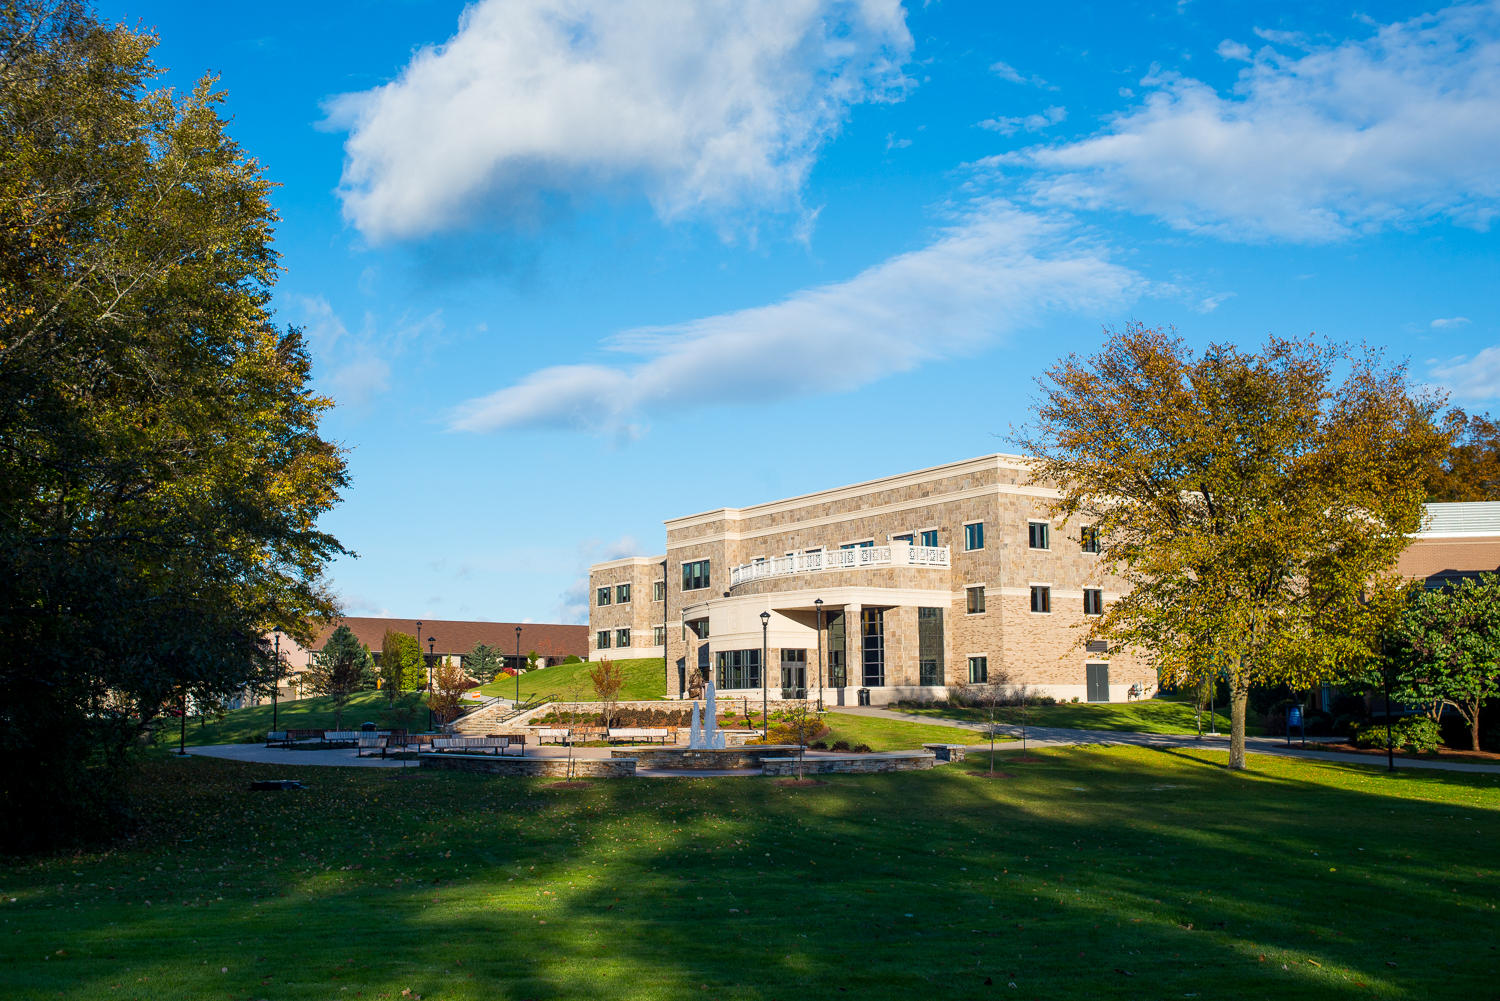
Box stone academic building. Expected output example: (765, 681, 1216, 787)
(588, 454, 1143, 705)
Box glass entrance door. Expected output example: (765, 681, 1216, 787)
(780, 649, 807, 698)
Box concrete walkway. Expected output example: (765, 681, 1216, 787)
(830, 705, 1500, 775)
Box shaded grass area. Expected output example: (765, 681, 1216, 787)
(477, 657, 665, 703)
(818, 712, 1015, 752)
(155, 690, 414, 748)
(898, 698, 1259, 735)
(4, 749, 1498, 1000)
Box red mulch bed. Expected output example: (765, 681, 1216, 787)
(1301, 742, 1500, 765)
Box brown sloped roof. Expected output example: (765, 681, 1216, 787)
(311, 617, 587, 658)
(1396, 538, 1500, 584)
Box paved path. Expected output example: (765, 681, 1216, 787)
(830, 705, 1500, 774)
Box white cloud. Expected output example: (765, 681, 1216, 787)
(978, 105, 1066, 136)
(447, 201, 1146, 435)
(886, 132, 913, 149)
(1215, 39, 1252, 62)
(1432, 316, 1473, 328)
(990, 60, 1046, 86)
(1431, 346, 1500, 399)
(326, 0, 914, 241)
(298, 295, 441, 410)
(1008, 1, 1500, 241)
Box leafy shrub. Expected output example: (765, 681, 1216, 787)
(852, 743, 873, 753)
(831, 740, 850, 751)
(1353, 717, 1442, 753)
(809, 740, 828, 750)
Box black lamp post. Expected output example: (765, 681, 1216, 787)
(178, 689, 187, 756)
(272, 629, 282, 731)
(515, 625, 523, 705)
(760, 610, 770, 737)
(814, 599, 824, 713)
(428, 636, 437, 731)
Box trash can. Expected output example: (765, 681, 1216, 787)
(857, 688, 871, 706)
(360, 722, 377, 732)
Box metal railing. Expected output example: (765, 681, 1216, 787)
(728, 543, 949, 587)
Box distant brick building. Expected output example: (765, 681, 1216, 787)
(1396, 502, 1500, 589)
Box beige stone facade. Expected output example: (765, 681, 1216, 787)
(588, 556, 668, 661)
(589, 454, 1148, 706)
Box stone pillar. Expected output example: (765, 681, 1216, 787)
(845, 602, 861, 702)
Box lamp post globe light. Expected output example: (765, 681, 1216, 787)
(427, 636, 437, 731)
(760, 610, 770, 737)
(515, 626, 523, 705)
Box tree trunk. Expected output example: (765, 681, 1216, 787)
(1228, 664, 1249, 770)
(1469, 700, 1481, 751)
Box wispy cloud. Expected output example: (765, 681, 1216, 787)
(325, 0, 914, 242)
(1431, 346, 1500, 400)
(979, 105, 1066, 136)
(447, 201, 1147, 435)
(1003, 1, 1500, 242)
(556, 536, 640, 623)
(990, 60, 1048, 86)
(1432, 316, 1473, 328)
(298, 295, 442, 411)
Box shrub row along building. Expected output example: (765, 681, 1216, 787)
(590, 453, 1500, 706)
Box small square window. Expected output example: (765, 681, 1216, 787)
(1028, 522, 1050, 550)
(968, 656, 988, 683)
(920, 529, 938, 547)
(1083, 589, 1103, 615)
(1081, 525, 1101, 554)
(653, 580, 665, 602)
(616, 583, 631, 603)
(596, 587, 611, 606)
(616, 628, 631, 648)
(1030, 585, 1051, 613)
(596, 630, 611, 649)
(964, 522, 984, 551)
(966, 586, 986, 614)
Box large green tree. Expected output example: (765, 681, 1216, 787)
(1394, 574, 1500, 751)
(306, 626, 370, 731)
(464, 642, 502, 685)
(379, 630, 425, 697)
(1424, 409, 1500, 501)
(1019, 326, 1449, 769)
(0, 2, 347, 850)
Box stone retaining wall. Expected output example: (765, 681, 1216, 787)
(761, 751, 935, 775)
(611, 746, 803, 770)
(419, 753, 637, 778)
(923, 743, 968, 762)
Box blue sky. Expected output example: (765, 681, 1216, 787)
(104, 0, 1500, 624)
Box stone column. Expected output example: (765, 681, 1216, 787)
(845, 602, 861, 705)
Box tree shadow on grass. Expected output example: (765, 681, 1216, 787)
(7, 749, 1498, 1001)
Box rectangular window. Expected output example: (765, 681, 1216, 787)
(780, 648, 807, 696)
(892, 533, 914, 544)
(920, 529, 938, 547)
(596, 630, 611, 649)
(828, 611, 846, 687)
(841, 540, 875, 549)
(861, 608, 885, 687)
(964, 522, 984, 551)
(1083, 589, 1103, 615)
(616, 583, 631, 603)
(968, 656, 988, 684)
(918, 607, 943, 686)
(715, 649, 762, 690)
(616, 629, 631, 648)
(1029, 522, 1050, 550)
(682, 560, 711, 591)
(966, 586, 986, 614)
(1081, 525, 1100, 554)
(1030, 585, 1051, 613)
(653, 580, 665, 601)
(652, 625, 666, 647)
(1086, 662, 1110, 702)
(596, 587, 611, 606)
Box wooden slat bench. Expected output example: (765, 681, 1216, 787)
(607, 727, 672, 745)
(430, 736, 526, 756)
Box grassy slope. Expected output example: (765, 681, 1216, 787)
(6, 749, 1496, 1000)
(156, 690, 415, 748)
(818, 713, 1015, 751)
(476, 657, 665, 703)
(896, 697, 1262, 735)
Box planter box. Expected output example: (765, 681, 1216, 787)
(419, 753, 636, 778)
(612, 746, 802, 770)
(923, 743, 968, 763)
(761, 751, 935, 775)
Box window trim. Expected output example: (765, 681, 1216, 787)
(919, 528, 939, 547)
(1080, 525, 1101, 555)
(682, 559, 711, 592)
(1028, 521, 1051, 551)
(968, 655, 988, 684)
(1083, 588, 1104, 616)
(616, 583, 631, 604)
(596, 586, 611, 606)
(615, 628, 631, 648)
(596, 630, 611, 649)
(652, 625, 666, 647)
(840, 538, 875, 549)
(962, 520, 985, 551)
(653, 580, 665, 602)
(965, 584, 987, 615)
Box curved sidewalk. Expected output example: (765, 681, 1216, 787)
(830, 705, 1500, 774)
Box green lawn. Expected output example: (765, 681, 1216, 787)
(477, 657, 666, 703)
(894, 697, 1261, 735)
(155, 690, 417, 748)
(818, 712, 1016, 752)
(6, 748, 1497, 1000)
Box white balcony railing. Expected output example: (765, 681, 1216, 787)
(728, 542, 950, 587)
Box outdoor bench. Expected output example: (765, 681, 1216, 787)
(355, 735, 387, 757)
(430, 736, 526, 756)
(537, 728, 570, 744)
(607, 727, 671, 745)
